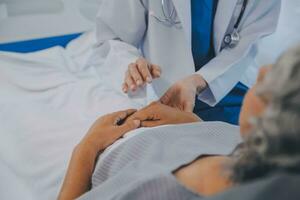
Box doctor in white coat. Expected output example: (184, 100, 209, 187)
(91, 0, 281, 124)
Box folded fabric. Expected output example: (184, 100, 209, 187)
(0, 44, 145, 200)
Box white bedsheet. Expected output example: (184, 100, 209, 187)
(0, 32, 152, 200)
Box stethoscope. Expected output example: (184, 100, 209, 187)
(144, 0, 248, 48)
(149, 0, 181, 28)
(223, 0, 249, 48)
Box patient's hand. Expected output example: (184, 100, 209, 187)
(58, 109, 140, 200)
(129, 102, 201, 127)
(80, 109, 140, 151)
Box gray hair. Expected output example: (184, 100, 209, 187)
(231, 45, 300, 183)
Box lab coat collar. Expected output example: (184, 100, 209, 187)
(172, 0, 239, 53)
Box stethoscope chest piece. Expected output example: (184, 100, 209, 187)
(224, 29, 240, 49)
(223, 0, 248, 49)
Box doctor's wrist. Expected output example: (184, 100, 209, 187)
(190, 74, 208, 94)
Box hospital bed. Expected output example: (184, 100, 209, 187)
(0, 0, 300, 199)
(0, 0, 101, 51)
(0, 33, 82, 53)
(0, 1, 145, 199)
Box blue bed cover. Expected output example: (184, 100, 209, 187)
(0, 33, 82, 53)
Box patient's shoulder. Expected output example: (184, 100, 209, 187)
(174, 156, 233, 196)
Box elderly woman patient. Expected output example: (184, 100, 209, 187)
(58, 46, 300, 200)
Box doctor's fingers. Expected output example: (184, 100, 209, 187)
(122, 83, 129, 93)
(129, 63, 144, 86)
(183, 101, 195, 113)
(140, 120, 164, 128)
(111, 109, 137, 124)
(136, 59, 153, 83)
(160, 89, 173, 105)
(116, 119, 141, 135)
(129, 106, 157, 122)
(149, 64, 162, 79)
(124, 71, 137, 92)
(104, 109, 136, 125)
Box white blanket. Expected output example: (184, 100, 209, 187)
(0, 32, 152, 200)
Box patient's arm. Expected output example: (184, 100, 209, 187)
(58, 109, 140, 200)
(129, 101, 201, 127)
(130, 103, 234, 195)
(174, 156, 233, 196)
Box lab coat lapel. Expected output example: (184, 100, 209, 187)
(172, 0, 192, 50)
(172, 0, 239, 53)
(214, 0, 239, 52)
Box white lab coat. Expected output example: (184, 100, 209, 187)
(90, 0, 281, 106)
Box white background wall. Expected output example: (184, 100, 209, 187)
(0, 0, 101, 43)
(255, 0, 300, 65)
(0, 0, 299, 65)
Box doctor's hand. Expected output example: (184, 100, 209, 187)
(122, 57, 162, 93)
(160, 74, 207, 112)
(129, 101, 201, 128)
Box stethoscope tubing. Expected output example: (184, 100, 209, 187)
(234, 0, 248, 29)
(142, 0, 248, 47)
(156, 0, 248, 30)
(142, 0, 180, 27)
